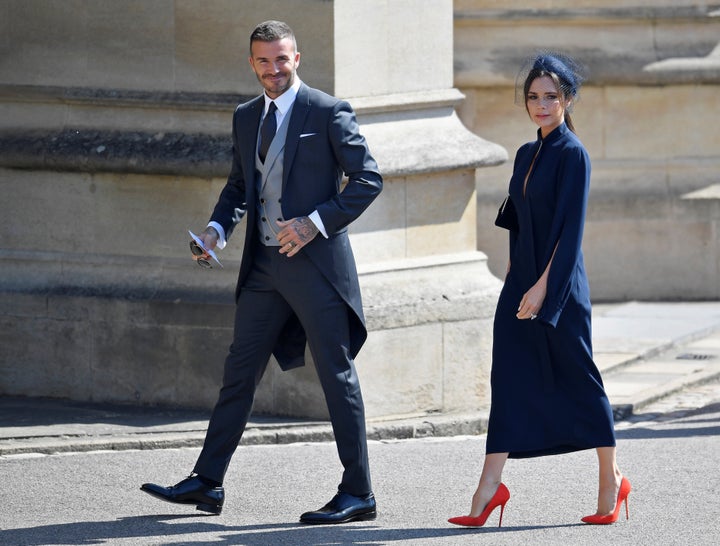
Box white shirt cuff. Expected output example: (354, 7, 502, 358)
(309, 210, 328, 238)
(208, 221, 227, 249)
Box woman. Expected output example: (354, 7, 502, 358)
(449, 53, 630, 528)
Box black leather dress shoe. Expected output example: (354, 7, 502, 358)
(300, 491, 377, 524)
(141, 475, 224, 515)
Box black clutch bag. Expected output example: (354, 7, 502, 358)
(494, 195, 519, 232)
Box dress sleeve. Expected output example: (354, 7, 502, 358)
(539, 144, 591, 326)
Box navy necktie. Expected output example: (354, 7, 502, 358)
(259, 101, 277, 163)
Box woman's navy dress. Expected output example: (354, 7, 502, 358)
(487, 123, 616, 458)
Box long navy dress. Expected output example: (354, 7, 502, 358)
(486, 123, 616, 458)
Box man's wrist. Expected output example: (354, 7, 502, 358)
(207, 221, 227, 249)
(308, 210, 328, 238)
(296, 216, 320, 244)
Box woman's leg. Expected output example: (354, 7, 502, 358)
(594, 446, 623, 515)
(469, 452, 509, 516)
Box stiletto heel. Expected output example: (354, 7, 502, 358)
(448, 482, 510, 528)
(498, 502, 506, 527)
(624, 493, 630, 520)
(581, 477, 631, 525)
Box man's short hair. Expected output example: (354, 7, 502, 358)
(249, 20, 297, 55)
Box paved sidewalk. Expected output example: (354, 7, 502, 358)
(2, 300, 720, 457)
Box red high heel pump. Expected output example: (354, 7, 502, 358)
(448, 482, 511, 527)
(581, 477, 631, 524)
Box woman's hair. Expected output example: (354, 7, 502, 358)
(249, 20, 297, 55)
(521, 54, 585, 134)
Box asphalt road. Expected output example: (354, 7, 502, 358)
(2, 385, 719, 546)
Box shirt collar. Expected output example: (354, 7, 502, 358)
(264, 78, 301, 116)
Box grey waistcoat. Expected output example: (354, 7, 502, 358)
(255, 105, 293, 246)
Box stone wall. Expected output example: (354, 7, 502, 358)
(454, 0, 720, 300)
(7, 0, 716, 414)
(0, 0, 505, 416)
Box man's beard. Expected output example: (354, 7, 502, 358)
(258, 72, 294, 96)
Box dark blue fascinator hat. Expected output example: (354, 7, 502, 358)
(515, 52, 587, 108)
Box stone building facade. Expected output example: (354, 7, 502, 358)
(0, 1, 505, 417)
(455, 0, 720, 300)
(1, 0, 718, 415)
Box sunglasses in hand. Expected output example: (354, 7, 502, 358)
(189, 239, 212, 268)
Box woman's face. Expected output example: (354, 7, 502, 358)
(526, 75, 569, 137)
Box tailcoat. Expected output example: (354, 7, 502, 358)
(209, 83, 382, 370)
(193, 83, 381, 494)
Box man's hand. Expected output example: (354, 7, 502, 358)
(198, 226, 219, 251)
(190, 226, 219, 264)
(276, 217, 319, 257)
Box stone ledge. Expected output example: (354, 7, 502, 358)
(682, 184, 720, 200)
(0, 110, 507, 178)
(0, 251, 502, 331)
(454, 7, 720, 87)
(455, 6, 719, 22)
(0, 83, 507, 176)
(349, 88, 466, 114)
(1, 84, 467, 117)
(0, 84, 249, 111)
(0, 129, 231, 178)
(643, 44, 720, 83)
(0, 412, 490, 456)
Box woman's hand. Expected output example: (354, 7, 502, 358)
(518, 243, 556, 320)
(517, 279, 547, 320)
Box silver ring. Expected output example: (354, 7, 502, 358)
(530, 314, 537, 320)
(288, 241, 295, 248)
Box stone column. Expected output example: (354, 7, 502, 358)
(0, 0, 506, 419)
(256, 1, 508, 419)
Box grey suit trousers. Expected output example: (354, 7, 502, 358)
(193, 241, 372, 497)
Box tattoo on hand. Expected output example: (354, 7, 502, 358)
(295, 216, 319, 244)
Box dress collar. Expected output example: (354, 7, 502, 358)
(536, 122, 569, 144)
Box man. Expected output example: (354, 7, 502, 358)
(140, 20, 382, 524)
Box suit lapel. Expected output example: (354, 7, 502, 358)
(262, 106, 293, 175)
(240, 97, 264, 193)
(282, 84, 311, 190)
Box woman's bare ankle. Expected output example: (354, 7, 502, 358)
(596, 479, 621, 514)
(470, 480, 501, 516)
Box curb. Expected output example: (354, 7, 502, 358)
(611, 366, 720, 420)
(5, 312, 720, 458)
(0, 413, 489, 457)
(4, 370, 720, 457)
